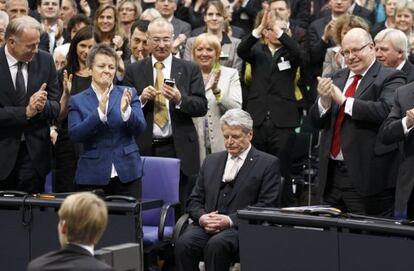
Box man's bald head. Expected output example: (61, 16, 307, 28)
(341, 28, 376, 74)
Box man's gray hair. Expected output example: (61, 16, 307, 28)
(147, 17, 174, 37)
(220, 109, 253, 133)
(0, 11, 9, 26)
(6, 0, 29, 10)
(5, 16, 41, 40)
(374, 28, 409, 59)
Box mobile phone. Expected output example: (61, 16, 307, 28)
(164, 78, 175, 87)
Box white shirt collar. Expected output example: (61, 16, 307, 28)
(70, 243, 95, 255)
(151, 54, 173, 69)
(349, 58, 376, 78)
(227, 143, 252, 162)
(5, 45, 22, 68)
(396, 60, 406, 71)
(91, 82, 114, 99)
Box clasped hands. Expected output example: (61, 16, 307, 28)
(140, 83, 181, 105)
(317, 77, 346, 109)
(199, 211, 231, 234)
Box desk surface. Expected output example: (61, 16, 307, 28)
(238, 206, 414, 237)
(0, 196, 162, 212)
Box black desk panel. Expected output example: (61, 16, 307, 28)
(239, 223, 339, 271)
(0, 196, 161, 270)
(237, 207, 414, 271)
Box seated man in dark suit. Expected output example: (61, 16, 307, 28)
(375, 28, 414, 83)
(27, 192, 113, 271)
(174, 108, 280, 271)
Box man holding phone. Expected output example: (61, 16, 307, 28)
(124, 18, 207, 207)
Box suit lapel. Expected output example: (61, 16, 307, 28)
(225, 147, 258, 205)
(0, 48, 18, 105)
(212, 152, 228, 209)
(331, 69, 349, 116)
(27, 56, 38, 100)
(144, 57, 154, 86)
(354, 61, 379, 98)
(84, 87, 99, 110)
(107, 86, 120, 115)
(170, 57, 183, 110)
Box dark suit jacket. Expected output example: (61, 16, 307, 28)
(68, 85, 146, 185)
(402, 61, 414, 83)
(0, 47, 60, 180)
(27, 244, 114, 271)
(123, 56, 207, 176)
(231, 0, 262, 33)
(237, 33, 303, 128)
(310, 61, 406, 197)
(382, 82, 414, 213)
(187, 146, 280, 227)
(290, 0, 311, 29)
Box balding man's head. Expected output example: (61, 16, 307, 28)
(341, 28, 375, 74)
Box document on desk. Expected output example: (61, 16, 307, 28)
(281, 205, 342, 216)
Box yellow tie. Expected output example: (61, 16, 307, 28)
(154, 62, 169, 128)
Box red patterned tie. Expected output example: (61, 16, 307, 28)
(330, 74, 362, 157)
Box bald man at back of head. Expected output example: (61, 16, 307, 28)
(310, 27, 406, 217)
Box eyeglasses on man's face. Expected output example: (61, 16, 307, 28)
(340, 43, 372, 58)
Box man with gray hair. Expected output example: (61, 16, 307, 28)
(0, 15, 60, 194)
(375, 28, 414, 82)
(175, 108, 280, 271)
(124, 17, 207, 209)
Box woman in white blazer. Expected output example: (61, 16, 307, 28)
(191, 33, 242, 162)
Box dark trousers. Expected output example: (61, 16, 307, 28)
(76, 176, 142, 200)
(174, 224, 239, 271)
(324, 160, 394, 217)
(252, 119, 296, 206)
(0, 142, 45, 194)
(53, 135, 78, 192)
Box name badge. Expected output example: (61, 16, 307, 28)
(277, 57, 291, 71)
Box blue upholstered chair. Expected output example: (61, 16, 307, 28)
(141, 156, 181, 251)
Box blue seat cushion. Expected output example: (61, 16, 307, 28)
(143, 226, 174, 247)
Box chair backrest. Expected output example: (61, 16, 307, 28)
(141, 156, 180, 227)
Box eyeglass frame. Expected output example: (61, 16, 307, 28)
(147, 35, 174, 45)
(340, 42, 372, 58)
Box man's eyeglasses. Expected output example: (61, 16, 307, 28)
(340, 43, 372, 58)
(148, 37, 173, 44)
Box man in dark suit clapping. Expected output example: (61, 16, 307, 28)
(310, 28, 406, 217)
(0, 16, 60, 194)
(174, 109, 280, 271)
